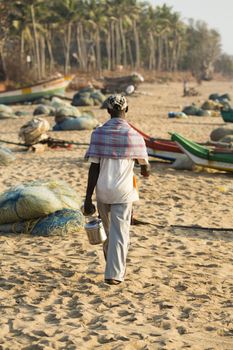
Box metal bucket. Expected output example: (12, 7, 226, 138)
(84, 218, 107, 245)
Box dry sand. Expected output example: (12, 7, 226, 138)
(0, 80, 233, 349)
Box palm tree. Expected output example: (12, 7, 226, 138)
(49, 0, 80, 74)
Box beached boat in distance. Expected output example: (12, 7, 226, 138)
(171, 132, 233, 172)
(0, 75, 73, 104)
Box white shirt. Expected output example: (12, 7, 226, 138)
(89, 157, 148, 204)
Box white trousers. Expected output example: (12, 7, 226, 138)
(97, 201, 133, 281)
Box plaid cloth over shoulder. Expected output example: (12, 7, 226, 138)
(85, 118, 148, 159)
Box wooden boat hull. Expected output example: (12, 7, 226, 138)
(130, 124, 183, 162)
(171, 132, 233, 172)
(0, 76, 72, 104)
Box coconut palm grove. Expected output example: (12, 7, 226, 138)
(0, 0, 233, 84)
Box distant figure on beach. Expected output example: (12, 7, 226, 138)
(183, 79, 199, 97)
(84, 94, 150, 285)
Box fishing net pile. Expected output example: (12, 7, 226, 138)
(0, 105, 18, 119)
(210, 127, 233, 143)
(19, 117, 50, 145)
(33, 97, 81, 118)
(0, 145, 16, 165)
(32, 97, 100, 131)
(181, 93, 232, 118)
(72, 87, 106, 107)
(53, 111, 99, 131)
(182, 104, 210, 117)
(0, 180, 84, 236)
(209, 93, 231, 104)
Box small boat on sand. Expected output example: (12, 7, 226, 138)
(171, 132, 233, 172)
(0, 75, 73, 104)
(130, 124, 184, 162)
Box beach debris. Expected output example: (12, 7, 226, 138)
(19, 117, 50, 145)
(125, 85, 135, 95)
(0, 104, 18, 119)
(0, 145, 16, 165)
(0, 180, 82, 225)
(168, 111, 188, 119)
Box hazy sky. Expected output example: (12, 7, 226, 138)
(149, 0, 233, 55)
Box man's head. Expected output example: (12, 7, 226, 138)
(107, 94, 128, 118)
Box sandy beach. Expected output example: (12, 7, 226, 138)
(0, 80, 233, 349)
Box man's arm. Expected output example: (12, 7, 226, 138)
(84, 162, 100, 215)
(140, 163, 150, 177)
(137, 159, 151, 177)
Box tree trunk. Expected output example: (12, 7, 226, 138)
(149, 32, 155, 70)
(46, 30, 55, 74)
(119, 18, 127, 67)
(111, 22, 115, 70)
(164, 35, 169, 71)
(31, 4, 41, 80)
(115, 21, 121, 66)
(157, 36, 162, 71)
(106, 30, 111, 70)
(40, 35, 46, 78)
(76, 23, 87, 71)
(133, 20, 140, 69)
(127, 40, 134, 68)
(20, 32, 25, 65)
(0, 41, 7, 81)
(64, 22, 72, 74)
(95, 26, 101, 72)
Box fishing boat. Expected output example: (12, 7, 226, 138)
(0, 75, 73, 104)
(130, 124, 185, 162)
(171, 132, 233, 172)
(220, 109, 233, 123)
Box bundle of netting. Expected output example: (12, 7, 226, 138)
(0, 209, 84, 236)
(0, 180, 82, 225)
(0, 145, 16, 166)
(18, 117, 50, 145)
(0, 105, 18, 119)
(53, 113, 99, 131)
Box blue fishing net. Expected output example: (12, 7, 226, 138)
(0, 209, 84, 236)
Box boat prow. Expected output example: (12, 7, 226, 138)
(171, 132, 233, 172)
(0, 75, 74, 105)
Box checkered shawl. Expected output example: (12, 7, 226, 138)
(85, 118, 148, 159)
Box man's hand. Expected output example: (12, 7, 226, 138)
(140, 164, 150, 177)
(83, 198, 96, 216)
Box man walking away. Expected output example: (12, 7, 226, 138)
(84, 94, 150, 285)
